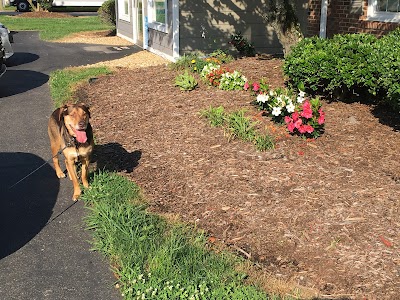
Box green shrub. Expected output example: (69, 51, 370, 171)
(375, 28, 400, 110)
(38, 0, 52, 11)
(171, 53, 203, 71)
(284, 34, 379, 98)
(209, 49, 235, 64)
(229, 32, 255, 57)
(98, 0, 116, 26)
(174, 71, 198, 91)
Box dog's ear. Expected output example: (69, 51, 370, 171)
(58, 105, 69, 122)
(78, 103, 91, 118)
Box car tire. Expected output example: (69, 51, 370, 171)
(17, 1, 30, 12)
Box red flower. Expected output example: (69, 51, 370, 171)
(304, 125, 315, 133)
(284, 116, 292, 124)
(292, 111, 299, 122)
(318, 108, 325, 125)
(252, 82, 260, 92)
(294, 118, 302, 128)
(244, 82, 250, 91)
(287, 121, 295, 133)
(298, 125, 307, 134)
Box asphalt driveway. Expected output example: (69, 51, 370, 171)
(0, 31, 140, 299)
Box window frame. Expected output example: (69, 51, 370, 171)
(118, 0, 131, 22)
(367, 0, 400, 22)
(147, 0, 168, 33)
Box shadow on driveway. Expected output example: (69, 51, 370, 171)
(6, 52, 40, 67)
(0, 152, 59, 259)
(0, 70, 48, 98)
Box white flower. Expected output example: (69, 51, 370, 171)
(256, 94, 269, 103)
(269, 90, 275, 96)
(272, 106, 282, 116)
(297, 91, 306, 103)
(286, 102, 296, 113)
(297, 95, 304, 103)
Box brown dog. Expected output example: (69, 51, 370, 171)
(48, 103, 94, 201)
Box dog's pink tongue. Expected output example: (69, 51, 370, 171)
(75, 130, 87, 143)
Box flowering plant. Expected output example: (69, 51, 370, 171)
(244, 78, 269, 96)
(200, 63, 220, 78)
(254, 87, 303, 122)
(284, 97, 325, 138)
(219, 70, 248, 91)
(191, 57, 222, 73)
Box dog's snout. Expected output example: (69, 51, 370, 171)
(78, 121, 86, 128)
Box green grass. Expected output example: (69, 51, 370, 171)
(49, 66, 112, 108)
(0, 15, 113, 40)
(82, 171, 269, 300)
(200, 106, 276, 151)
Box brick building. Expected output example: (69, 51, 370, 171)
(307, 0, 400, 38)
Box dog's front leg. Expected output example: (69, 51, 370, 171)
(65, 158, 81, 201)
(81, 157, 90, 189)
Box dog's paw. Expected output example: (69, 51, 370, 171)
(56, 171, 66, 179)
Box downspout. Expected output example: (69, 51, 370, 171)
(172, 0, 180, 61)
(319, 0, 328, 38)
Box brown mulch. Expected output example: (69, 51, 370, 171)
(76, 57, 400, 300)
(15, 11, 73, 18)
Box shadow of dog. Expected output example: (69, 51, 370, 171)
(92, 142, 141, 173)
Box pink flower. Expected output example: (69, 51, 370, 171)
(301, 108, 313, 119)
(244, 82, 250, 91)
(302, 100, 311, 110)
(318, 109, 325, 125)
(252, 82, 260, 92)
(304, 125, 315, 133)
(284, 116, 292, 124)
(294, 118, 302, 128)
(298, 125, 307, 134)
(291, 111, 299, 122)
(287, 121, 295, 133)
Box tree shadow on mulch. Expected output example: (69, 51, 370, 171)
(92, 142, 141, 173)
(371, 103, 400, 132)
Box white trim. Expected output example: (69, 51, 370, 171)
(147, 0, 168, 33)
(147, 46, 175, 61)
(319, 0, 328, 38)
(117, 32, 135, 44)
(172, 0, 179, 59)
(367, 0, 400, 22)
(118, 0, 131, 22)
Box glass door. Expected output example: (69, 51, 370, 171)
(135, 0, 144, 47)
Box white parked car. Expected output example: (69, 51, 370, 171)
(0, 39, 6, 78)
(0, 23, 14, 61)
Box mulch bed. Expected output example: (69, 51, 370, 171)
(15, 11, 74, 18)
(77, 57, 400, 300)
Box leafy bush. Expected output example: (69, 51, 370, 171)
(174, 71, 198, 91)
(219, 70, 248, 91)
(284, 31, 400, 112)
(38, 0, 52, 11)
(209, 49, 235, 64)
(98, 0, 116, 26)
(374, 28, 400, 110)
(284, 34, 378, 98)
(229, 32, 256, 57)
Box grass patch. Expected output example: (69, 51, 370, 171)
(82, 171, 270, 300)
(0, 15, 113, 40)
(199, 106, 275, 151)
(49, 66, 112, 107)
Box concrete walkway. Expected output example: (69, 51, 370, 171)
(0, 31, 140, 299)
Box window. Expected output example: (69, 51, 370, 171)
(148, 0, 168, 33)
(367, 0, 400, 22)
(378, 0, 400, 12)
(118, 0, 130, 22)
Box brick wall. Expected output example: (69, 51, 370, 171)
(307, 0, 400, 38)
